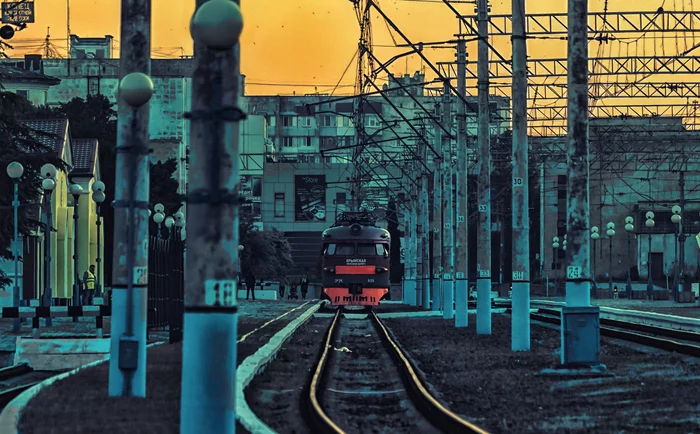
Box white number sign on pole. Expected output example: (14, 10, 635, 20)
(479, 269, 490, 278)
(478, 204, 487, 212)
(457, 215, 465, 223)
(512, 271, 524, 281)
(513, 177, 523, 187)
(567, 266, 582, 279)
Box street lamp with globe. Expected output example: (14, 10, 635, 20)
(92, 181, 106, 298)
(624, 216, 635, 298)
(69, 183, 84, 321)
(645, 212, 655, 300)
(591, 226, 600, 295)
(552, 236, 560, 297)
(671, 205, 683, 301)
(153, 212, 165, 239)
(7, 161, 23, 332)
(606, 222, 616, 294)
(40, 164, 57, 327)
(165, 216, 175, 238)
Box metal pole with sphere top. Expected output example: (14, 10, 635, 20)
(70, 183, 83, 322)
(624, 216, 635, 299)
(606, 222, 615, 295)
(671, 205, 683, 301)
(108, 0, 155, 398)
(7, 161, 24, 333)
(41, 164, 57, 327)
(180, 1, 245, 433)
(92, 181, 106, 299)
(645, 212, 655, 300)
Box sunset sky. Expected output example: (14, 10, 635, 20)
(5, 0, 696, 96)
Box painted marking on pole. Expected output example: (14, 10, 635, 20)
(434, 273, 441, 279)
(444, 223, 451, 229)
(513, 177, 524, 186)
(478, 205, 487, 212)
(512, 271, 524, 280)
(457, 215, 465, 223)
(205, 280, 237, 307)
(479, 270, 490, 278)
(133, 266, 147, 285)
(567, 266, 582, 279)
(433, 228, 440, 233)
(456, 272, 465, 279)
(443, 273, 452, 280)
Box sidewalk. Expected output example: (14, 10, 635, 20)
(10, 299, 314, 434)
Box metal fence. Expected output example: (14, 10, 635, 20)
(148, 234, 185, 343)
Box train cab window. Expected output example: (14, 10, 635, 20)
(335, 243, 355, 255)
(376, 244, 388, 256)
(357, 244, 377, 256)
(324, 244, 336, 255)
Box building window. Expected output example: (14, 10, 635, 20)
(267, 116, 276, 127)
(322, 115, 333, 127)
(321, 137, 337, 150)
(15, 90, 28, 99)
(366, 117, 379, 128)
(337, 116, 344, 127)
(282, 116, 296, 127)
(304, 137, 312, 147)
(274, 193, 285, 217)
(300, 117, 312, 127)
(281, 137, 293, 147)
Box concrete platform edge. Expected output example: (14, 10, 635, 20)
(0, 341, 166, 434)
(236, 301, 323, 434)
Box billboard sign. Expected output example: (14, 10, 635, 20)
(2, 1, 34, 24)
(240, 175, 262, 220)
(295, 175, 326, 221)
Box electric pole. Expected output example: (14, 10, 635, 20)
(442, 81, 455, 319)
(410, 193, 419, 306)
(432, 103, 444, 312)
(180, 0, 245, 432)
(454, 37, 469, 327)
(420, 124, 431, 310)
(108, 0, 153, 397)
(476, 0, 492, 334)
(561, 0, 600, 366)
(511, 0, 530, 351)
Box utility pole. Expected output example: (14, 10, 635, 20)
(420, 124, 431, 310)
(410, 194, 419, 306)
(454, 37, 469, 327)
(511, 0, 530, 351)
(432, 104, 443, 312)
(476, 0, 492, 334)
(403, 198, 416, 305)
(442, 81, 455, 319)
(180, 1, 244, 432)
(108, 0, 153, 398)
(561, 0, 600, 366)
(678, 170, 685, 301)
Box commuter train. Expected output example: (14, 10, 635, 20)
(320, 212, 391, 306)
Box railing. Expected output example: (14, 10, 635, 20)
(147, 234, 185, 344)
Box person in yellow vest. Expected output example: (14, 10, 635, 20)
(82, 265, 96, 306)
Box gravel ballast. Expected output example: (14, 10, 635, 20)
(384, 314, 700, 433)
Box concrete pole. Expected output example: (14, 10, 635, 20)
(561, 0, 600, 366)
(43, 189, 53, 327)
(416, 190, 424, 306)
(410, 201, 419, 306)
(12, 182, 20, 332)
(678, 171, 685, 298)
(72, 192, 80, 323)
(180, 1, 244, 432)
(403, 204, 415, 304)
(420, 130, 431, 310)
(442, 81, 455, 319)
(108, 0, 152, 397)
(454, 38, 469, 328)
(432, 104, 444, 312)
(511, 0, 530, 351)
(476, 0, 492, 334)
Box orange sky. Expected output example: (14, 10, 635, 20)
(5, 0, 696, 96)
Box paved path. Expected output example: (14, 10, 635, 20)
(11, 299, 313, 434)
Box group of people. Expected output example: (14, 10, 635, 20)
(244, 272, 310, 301)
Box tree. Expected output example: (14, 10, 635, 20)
(0, 92, 67, 288)
(239, 206, 294, 281)
(150, 158, 183, 216)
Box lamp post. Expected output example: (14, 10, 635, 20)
(624, 216, 635, 299)
(7, 161, 24, 333)
(606, 222, 616, 295)
(70, 183, 84, 322)
(180, 1, 245, 430)
(41, 163, 57, 327)
(175, 212, 185, 239)
(153, 212, 165, 239)
(552, 236, 560, 297)
(165, 216, 175, 239)
(645, 211, 655, 300)
(671, 205, 682, 301)
(92, 181, 106, 299)
(591, 226, 600, 297)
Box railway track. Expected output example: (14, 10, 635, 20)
(527, 308, 700, 357)
(0, 364, 49, 411)
(305, 308, 488, 434)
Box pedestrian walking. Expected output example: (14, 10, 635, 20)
(245, 273, 256, 300)
(82, 265, 96, 305)
(300, 274, 309, 300)
(279, 278, 287, 299)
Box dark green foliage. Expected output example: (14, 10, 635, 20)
(239, 206, 295, 281)
(386, 199, 403, 283)
(0, 92, 67, 288)
(150, 158, 183, 215)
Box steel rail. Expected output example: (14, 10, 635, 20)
(0, 382, 40, 410)
(0, 364, 32, 382)
(305, 309, 490, 433)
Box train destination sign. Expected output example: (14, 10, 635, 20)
(2, 1, 35, 24)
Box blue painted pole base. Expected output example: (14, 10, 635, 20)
(454, 279, 468, 327)
(404, 279, 416, 306)
(511, 281, 530, 351)
(476, 278, 491, 334)
(180, 311, 238, 434)
(108, 286, 148, 397)
(432, 277, 442, 312)
(421, 278, 430, 310)
(442, 280, 454, 319)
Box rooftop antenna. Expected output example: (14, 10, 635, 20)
(45, 27, 50, 58)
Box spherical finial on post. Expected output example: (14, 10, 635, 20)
(190, 0, 244, 50)
(42, 178, 56, 191)
(69, 184, 83, 196)
(40, 163, 57, 180)
(154, 203, 165, 214)
(118, 72, 155, 107)
(238, 245, 245, 251)
(92, 190, 106, 204)
(6, 161, 24, 179)
(165, 216, 175, 229)
(153, 212, 165, 224)
(92, 181, 106, 193)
